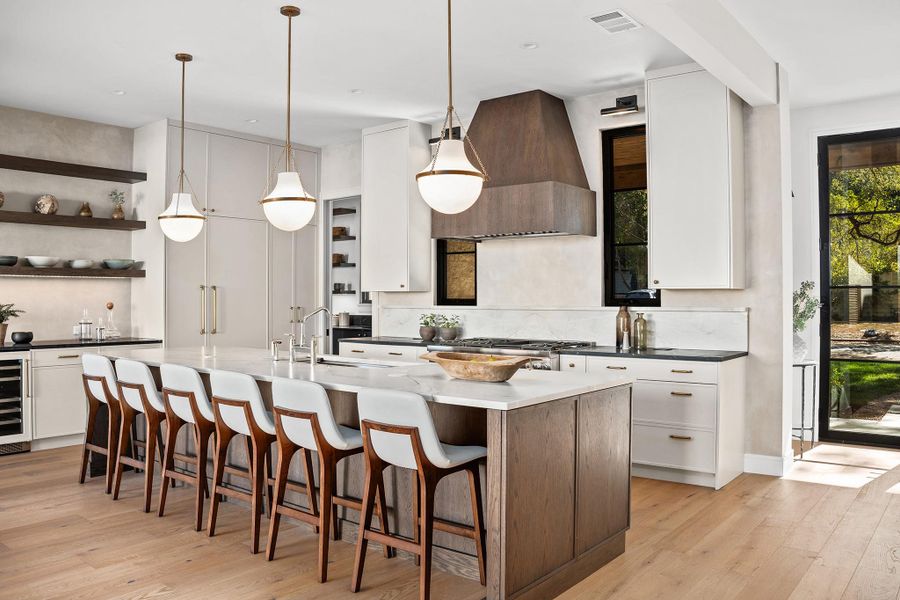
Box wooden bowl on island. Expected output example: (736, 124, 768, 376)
(419, 351, 534, 383)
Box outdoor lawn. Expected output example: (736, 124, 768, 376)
(832, 359, 900, 419)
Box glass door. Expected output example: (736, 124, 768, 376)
(819, 128, 900, 446)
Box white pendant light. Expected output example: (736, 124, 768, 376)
(159, 53, 205, 243)
(416, 0, 488, 215)
(261, 5, 316, 232)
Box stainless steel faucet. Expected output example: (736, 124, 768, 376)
(283, 332, 298, 362)
(298, 306, 332, 361)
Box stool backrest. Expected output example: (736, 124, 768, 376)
(357, 389, 447, 470)
(272, 378, 345, 450)
(82, 353, 118, 404)
(160, 364, 214, 423)
(209, 370, 268, 436)
(115, 359, 164, 413)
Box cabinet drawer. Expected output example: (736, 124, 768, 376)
(339, 343, 424, 362)
(559, 355, 586, 372)
(340, 342, 373, 357)
(32, 364, 86, 439)
(633, 381, 717, 429)
(632, 424, 716, 473)
(586, 357, 717, 384)
(32, 348, 87, 368)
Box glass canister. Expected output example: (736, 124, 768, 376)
(633, 313, 648, 351)
(615, 306, 631, 349)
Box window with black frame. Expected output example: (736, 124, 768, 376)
(436, 239, 476, 305)
(602, 125, 659, 306)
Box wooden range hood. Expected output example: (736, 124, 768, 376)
(431, 89, 596, 239)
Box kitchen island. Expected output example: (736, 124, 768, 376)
(102, 346, 633, 600)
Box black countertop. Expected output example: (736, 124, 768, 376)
(0, 337, 162, 353)
(340, 337, 747, 362)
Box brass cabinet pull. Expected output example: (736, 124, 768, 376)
(671, 369, 694, 374)
(57, 354, 81, 359)
(670, 391, 693, 397)
(669, 434, 693, 441)
(200, 285, 207, 335)
(352, 350, 365, 354)
(210, 285, 218, 334)
(388, 352, 403, 356)
(568, 363, 576, 368)
(606, 365, 627, 370)
(289, 306, 294, 324)
(24, 358, 31, 398)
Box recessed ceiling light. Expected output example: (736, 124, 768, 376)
(246, 119, 258, 124)
(350, 88, 364, 95)
(520, 42, 539, 50)
(111, 90, 126, 96)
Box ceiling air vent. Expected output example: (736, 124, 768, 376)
(589, 10, 641, 34)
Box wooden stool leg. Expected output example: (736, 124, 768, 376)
(158, 416, 182, 517)
(301, 448, 319, 533)
(250, 436, 266, 554)
(79, 397, 100, 484)
(412, 474, 421, 566)
(468, 464, 487, 586)
(350, 461, 380, 593)
(318, 455, 335, 583)
(194, 423, 212, 532)
(263, 443, 274, 518)
(112, 405, 134, 500)
(418, 475, 436, 600)
(266, 440, 295, 561)
(375, 475, 393, 558)
(142, 412, 161, 513)
(105, 402, 121, 494)
(207, 427, 234, 537)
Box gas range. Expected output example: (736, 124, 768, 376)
(426, 337, 596, 370)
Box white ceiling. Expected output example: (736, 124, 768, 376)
(720, 0, 900, 108)
(0, 0, 689, 147)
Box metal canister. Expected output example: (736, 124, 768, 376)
(339, 312, 351, 327)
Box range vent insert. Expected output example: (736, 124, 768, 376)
(589, 10, 641, 34)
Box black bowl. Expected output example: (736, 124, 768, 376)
(11, 331, 33, 345)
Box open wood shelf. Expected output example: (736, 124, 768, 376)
(0, 154, 147, 184)
(332, 208, 357, 216)
(332, 235, 357, 242)
(0, 211, 146, 231)
(0, 266, 146, 279)
(332, 263, 357, 268)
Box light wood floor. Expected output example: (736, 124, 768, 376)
(3, 444, 900, 600)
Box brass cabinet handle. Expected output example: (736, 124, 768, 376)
(606, 365, 627, 370)
(669, 434, 693, 441)
(352, 349, 365, 353)
(671, 369, 694, 374)
(670, 391, 693, 397)
(400, 284, 405, 288)
(289, 306, 294, 324)
(210, 285, 218, 334)
(57, 354, 81, 359)
(24, 358, 31, 398)
(568, 363, 576, 368)
(388, 352, 403, 356)
(200, 285, 207, 335)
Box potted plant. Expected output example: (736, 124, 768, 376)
(0, 303, 25, 344)
(109, 189, 126, 220)
(793, 280, 821, 361)
(419, 313, 438, 341)
(438, 314, 462, 341)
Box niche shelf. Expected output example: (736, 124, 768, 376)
(0, 211, 145, 231)
(0, 154, 147, 184)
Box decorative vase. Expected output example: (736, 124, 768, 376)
(111, 204, 125, 220)
(419, 326, 436, 342)
(438, 326, 458, 341)
(0, 323, 7, 345)
(78, 202, 93, 217)
(792, 333, 808, 362)
(34, 194, 59, 215)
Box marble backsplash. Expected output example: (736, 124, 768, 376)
(376, 306, 749, 351)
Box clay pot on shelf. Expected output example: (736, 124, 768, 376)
(438, 326, 459, 341)
(0, 323, 7, 345)
(34, 194, 59, 215)
(0, 190, 5, 209)
(111, 204, 125, 220)
(419, 326, 436, 342)
(78, 202, 93, 217)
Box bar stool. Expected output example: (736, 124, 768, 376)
(112, 358, 166, 512)
(351, 389, 487, 600)
(157, 363, 216, 531)
(207, 370, 275, 554)
(266, 377, 393, 583)
(80, 354, 121, 494)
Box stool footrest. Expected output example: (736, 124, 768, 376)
(118, 455, 144, 470)
(84, 442, 108, 455)
(274, 503, 318, 526)
(434, 517, 477, 540)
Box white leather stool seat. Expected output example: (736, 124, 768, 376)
(82, 353, 118, 404)
(272, 378, 360, 451)
(160, 363, 214, 423)
(209, 370, 275, 436)
(115, 359, 164, 413)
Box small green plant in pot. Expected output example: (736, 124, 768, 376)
(0, 303, 25, 345)
(419, 313, 438, 342)
(437, 314, 462, 342)
(793, 280, 822, 361)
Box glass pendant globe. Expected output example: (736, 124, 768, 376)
(158, 192, 204, 242)
(416, 139, 484, 214)
(262, 171, 316, 232)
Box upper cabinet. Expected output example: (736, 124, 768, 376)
(646, 65, 745, 289)
(208, 134, 269, 219)
(360, 120, 432, 292)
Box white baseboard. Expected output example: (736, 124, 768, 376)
(744, 452, 792, 477)
(31, 434, 84, 451)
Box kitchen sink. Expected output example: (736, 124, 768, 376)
(295, 356, 392, 369)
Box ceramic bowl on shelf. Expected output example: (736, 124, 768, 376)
(0, 256, 17, 266)
(70, 259, 94, 269)
(25, 256, 60, 268)
(103, 259, 135, 270)
(11, 332, 33, 345)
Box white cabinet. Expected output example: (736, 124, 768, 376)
(561, 353, 746, 489)
(361, 121, 432, 292)
(208, 134, 269, 219)
(339, 342, 426, 362)
(646, 64, 745, 289)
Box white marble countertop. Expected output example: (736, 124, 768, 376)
(100, 346, 633, 411)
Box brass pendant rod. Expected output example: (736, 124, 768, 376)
(179, 57, 186, 195)
(447, 0, 453, 114)
(285, 11, 292, 171)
